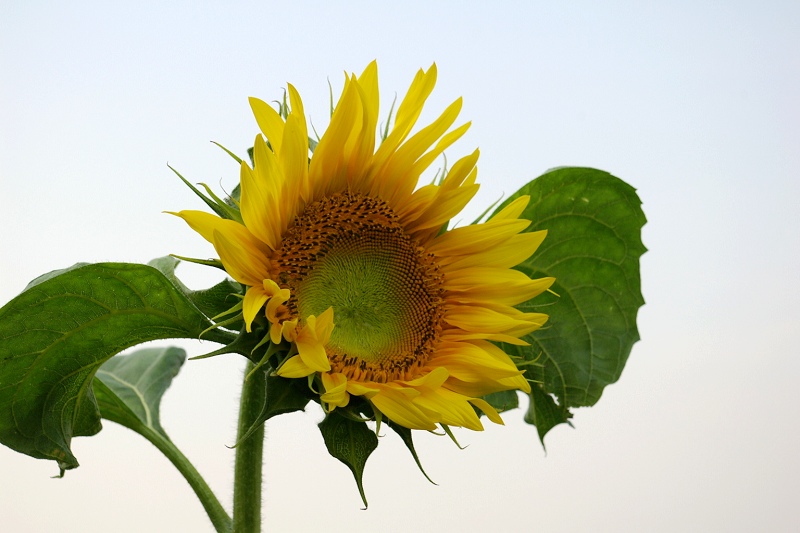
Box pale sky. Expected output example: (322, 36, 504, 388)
(1, 1, 799, 532)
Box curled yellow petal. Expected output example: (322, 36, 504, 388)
(321, 372, 350, 409)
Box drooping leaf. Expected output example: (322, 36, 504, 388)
(0, 263, 226, 471)
(319, 412, 378, 508)
(496, 167, 646, 444)
(93, 346, 186, 437)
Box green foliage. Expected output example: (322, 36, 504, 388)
(234, 370, 311, 446)
(149, 256, 243, 326)
(319, 412, 378, 508)
(496, 167, 646, 444)
(169, 164, 242, 223)
(94, 346, 232, 532)
(482, 390, 520, 414)
(386, 420, 435, 484)
(0, 263, 227, 471)
(93, 346, 186, 437)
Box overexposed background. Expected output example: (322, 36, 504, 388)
(2, 1, 799, 531)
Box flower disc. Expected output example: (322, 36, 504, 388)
(278, 191, 444, 383)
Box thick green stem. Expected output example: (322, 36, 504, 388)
(138, 425, 232, 533)
(232, 361, 266, 532)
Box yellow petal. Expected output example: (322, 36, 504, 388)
(469, 398, 504, 425)
(320, 372, 350, 409)
(370, 64, 437, 173)
(279, 113, 309, 209)
(407, 121, 471, 183)
(275, 318, 298, 344)
(357, 61, 380, 129)
(440, 149, 480, 191)
(265, 288, 290, 323)
(442, 330, 532, 346)
(212, 229, 270, 287)
(445, 269, 555, 306)
(294, 310, 334, 373)
(443, 230, 548, 270)
(444, 305, 544, 334)
(491, 196, 530, 221)
(269, 322, 283, 345)
(428, 219, 530, 256)
(242, 284, 268, 333)
(286, 83, 308, 141)
(249, 97, 284, 155)
(413, 388, 484, 431)
(344, 79, 377, 189)
(370, 386, 437, 431)
(430, 355, 523, 383)
(276, 354, 315, 378)
(346, 381, 381, 397)
(400, 366, 449, 390)
(295, 333, 331, 373)
(409, 183, 479, 233)
(392, 64, 437, 136)
(373, 97, 463, 204)
(240, 154, 278, 250)
(308, 77, 360, 197)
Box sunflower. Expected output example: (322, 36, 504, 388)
(172, 62, 553, 432)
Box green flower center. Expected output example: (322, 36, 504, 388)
(277, 191, 445, 382)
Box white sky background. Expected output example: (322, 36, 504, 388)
(1, 1, 799, 531)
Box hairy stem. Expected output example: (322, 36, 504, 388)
(138, 425, 232, 532)
(232, 361, 266, 532)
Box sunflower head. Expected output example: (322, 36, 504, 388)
(172, 62, 553, 432)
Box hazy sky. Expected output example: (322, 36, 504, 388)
(1, 2, 799, 532)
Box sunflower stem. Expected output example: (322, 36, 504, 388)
(136, 425, 232, 533)
(232, 361, 266, 532)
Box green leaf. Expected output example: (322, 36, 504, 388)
(386, 420, 435, 485)
(93, 346, 186, 437)
(94, 346, 233, 532)
(169, 164, 242, 223)
(149, 256, 243, 323)
(235, 370, 311, 446)
(0, 263, 222, 471)
(318, 412, 378, 508)
(524, 384, 573, 445)
(482, 390, 520, 414)
(497, 167, 646, 444)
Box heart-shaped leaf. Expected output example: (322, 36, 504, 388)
(496, 168, 646, 444)
(319, 412, 378, 508)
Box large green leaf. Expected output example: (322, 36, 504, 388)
(93, 346, 186, 437)
(0, 263, 224, 471)
(497, 168, 646, 444)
